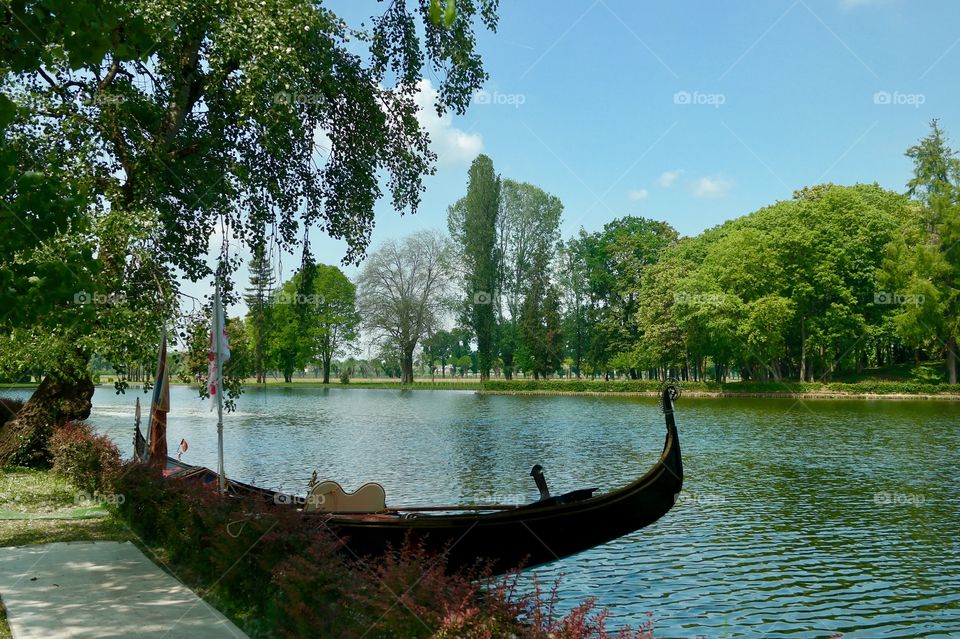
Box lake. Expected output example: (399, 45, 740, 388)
(5, 385, 959, 638)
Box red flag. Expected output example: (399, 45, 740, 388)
(208, 286, 231, 408)
(147, 331, 170, 466)
(177, 438, 188, 460)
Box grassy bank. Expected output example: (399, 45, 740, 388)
(479, 379, 960, 399)
(237, 378, 960, 399)
(0, 468, 132, 547)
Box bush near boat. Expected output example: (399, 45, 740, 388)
(113, 463, 656, 639)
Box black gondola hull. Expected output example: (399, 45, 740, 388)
(163, 389, 683, 575)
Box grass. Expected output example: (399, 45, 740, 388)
(0, 467, 133, 548)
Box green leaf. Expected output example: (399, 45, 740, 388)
(429, 0, 444, 26)
(444, 0, 457, 27)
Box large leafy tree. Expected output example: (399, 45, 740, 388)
(0, 0, 498, 462)
(310, 264, 360, 384)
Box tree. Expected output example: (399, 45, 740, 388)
(518, 256, 563, 379)
(886, 120, 960, 383)
(267, 277, 311, 383)
(449, 154, 500, 381)
(0, 0, 498, 462)
(311, 264, 360, 384)
(423, 329, 457, 378)
(244, 243, 276, 384)
(356, 231, 454, 384)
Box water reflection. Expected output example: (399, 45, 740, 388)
(3, 385, 957, 637)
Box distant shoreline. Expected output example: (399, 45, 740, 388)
(4, 380, 959, 401)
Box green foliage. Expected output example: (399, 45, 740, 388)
(883, 120, 960, 383)
(0, 0, 499, 403)
(264, 263, 360, 383)
(113, 461, 651, 639)
(451, 154, 501, 379)
(48, 422, 121, 493)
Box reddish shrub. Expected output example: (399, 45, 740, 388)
(48, 421, 121, 493)
(114, 466, 658, 639)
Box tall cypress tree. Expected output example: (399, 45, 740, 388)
(244, 242, 276, 384)
(462, 155, 501, 381)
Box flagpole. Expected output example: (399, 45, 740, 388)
(216, 279, 226, 494)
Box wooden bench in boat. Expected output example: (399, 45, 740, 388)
(304, 480, 387, 514)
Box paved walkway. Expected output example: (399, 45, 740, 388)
(0, 541, 248, 638)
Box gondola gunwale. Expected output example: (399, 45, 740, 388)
(162, 395, 681, 526)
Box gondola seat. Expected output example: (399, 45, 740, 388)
(304, 480, 386, 514)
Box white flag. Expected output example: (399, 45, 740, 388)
(208, 283, 231, 409)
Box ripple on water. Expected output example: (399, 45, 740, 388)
(3, 386, 955, 638)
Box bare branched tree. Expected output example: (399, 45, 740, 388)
(356, 231, 455, 383)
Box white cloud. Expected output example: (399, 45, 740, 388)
(628, 188, 649, 201)
(657, 170, 683, 188)
(692, 176, 733, 198)
(414, 78, 483, 167)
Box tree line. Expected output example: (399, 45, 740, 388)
(172, 119, 958, 388)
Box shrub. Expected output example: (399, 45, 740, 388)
(113, 466, 658, 639)
(48, 421, 121, 493)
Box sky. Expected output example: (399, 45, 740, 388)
(200, 0, 960, 316)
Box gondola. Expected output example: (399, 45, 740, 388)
(136, 384, 683, 575)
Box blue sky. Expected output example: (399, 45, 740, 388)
(213, 0, 960, 313)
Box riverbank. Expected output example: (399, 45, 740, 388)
(241, 378, 960, 400)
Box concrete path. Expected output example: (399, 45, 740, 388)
(0, 541, 248, 639)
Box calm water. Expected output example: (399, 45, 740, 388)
(5, 385, 959, 638)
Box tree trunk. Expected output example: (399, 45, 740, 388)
(401, 348, 414, 384)
(322, 357, 331, 384)
(799, 316, 807, 382)
(948, 334, 958, 385)
(0, 374, 94, 468)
